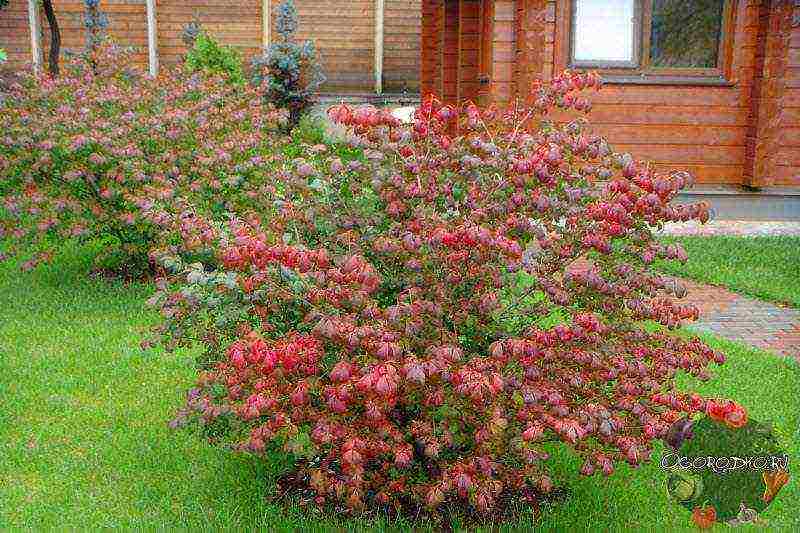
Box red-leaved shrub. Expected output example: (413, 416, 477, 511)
(0, 40, 287, 274)
(155, 70, 739, 517)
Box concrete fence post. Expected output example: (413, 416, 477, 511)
(146, 0, 158, 76)
(375, 0, 384, 94)
(263, 0, 271, 49)
(27, 0, 43, 75)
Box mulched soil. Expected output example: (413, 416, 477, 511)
(270, 469, 568, 531)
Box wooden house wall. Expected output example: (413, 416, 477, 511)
(549, 0, 757, 186)
(0, 0, 32, 69)
(442, 0, 458, 102)
(419, 0, 799, 188)
(420, 0, 438, 96)
(747, 0, 800, 187)
(457, 0, 479, 103)
(774, 2, 800, 187)
(476, 0, 493, 104)
(385, 0, 421, 93)
(489, 0, 516, 103)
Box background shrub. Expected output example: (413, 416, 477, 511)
(0, 40, 286, 274)
(185, 33, 245, 86)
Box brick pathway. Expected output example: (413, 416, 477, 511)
(678, 278, 800, 362)
(657, 220, 800, 360)
(568, 256, 800, 362)
(660, 220, 800, 236)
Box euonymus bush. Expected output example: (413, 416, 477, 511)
(0, 40, 286, 274)
(151, 71, 745, 517)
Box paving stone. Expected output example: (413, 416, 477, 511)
(567, 256, 799, 360)
(660, 221, 800, 237)
(677, 276, 800, 360)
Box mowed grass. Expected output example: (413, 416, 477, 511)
(656, 235, 800, 308)
(0, 243, 798, 531)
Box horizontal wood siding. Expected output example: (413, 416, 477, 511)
(490, 0, 516, 103)
(749, 0, 800, 187)
(3, 0, 423, 94)
(458, 0, 479, 103)
(419, 1, 799, 186)
(0, 1, 33, 69)
(744, 0, 771, 186)
(41, 1, 150, 68)
(287, 0, 375, 91)
(515, 0, 547, 100)
(778, 3, 800, 185)
(477, 0, 493, 105)
(384, 0, 420, 92)
(420, 0, 437, 96)
(433, 0, 444, 96)
(441, 0, 458, 104)
(547, 0, 760, 186)
(157, 1, 261, 68)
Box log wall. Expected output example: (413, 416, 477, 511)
(419, 0, 800, 188)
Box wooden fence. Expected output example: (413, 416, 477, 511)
(2, 0, 421, 94)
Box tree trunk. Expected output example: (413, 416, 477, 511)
(41, 0, 60, 76)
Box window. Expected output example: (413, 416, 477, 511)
(573, 0, 639, 66)
(569, 0, 733, 82)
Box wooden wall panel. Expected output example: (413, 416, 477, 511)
(157, 1, 261, 68)
(5, 0, 425, 94)
(442, 0, 458, 104)
(544, 0, 763, 186)
(477, 0, 493, 105)
(0, 0, 33, 70)
(399, 0, 798, 187)
(490, 0, 516, 103)
(420, 0, 437, 96)
(281, 1, 375, 91)
(782, 5, 800, 186)
(651, 163, 744, 184)
(744, 0, 771, 185)
(41, 1, 150, 69)
(748, 0, 800, 187)
(432, 0, 444, 97)
(515, 0, 548, 100)
(589, 124, 746, 147)
(384, 0, 421, 93)
(457, 0, 480, 103)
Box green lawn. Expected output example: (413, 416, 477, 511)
(1, 243, 798, 531)
(656, 236, 800, 308)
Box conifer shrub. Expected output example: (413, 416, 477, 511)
(252, 0, 325, 128)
